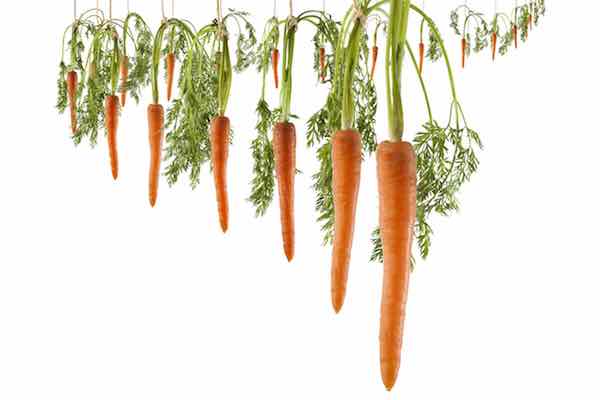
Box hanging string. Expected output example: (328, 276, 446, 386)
(494, 0, 497, 14)
(73, 0, 77, 21)
(288, 0, 293, 17)
(109, 0, 112, 19)
(127, 0, 130, 14)
(96, 0, 100, 17)
(273, 0, 277, 17)
(171, 0, 175, 17)
(322, 0, 326, 13)
(217, 0, 223, 23)
(161, 0, 166, 21)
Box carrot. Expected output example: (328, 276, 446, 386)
(513, 25, 518, 49)
(66, 70, 78, 135)
(491, 31, 497, 61)
(147, 104, 164, 207)
(376, 141, 416, 391)
(418, 42, 425, 74)
(166, 52, 175, 101)
(461, 38, 466, 68)
(210, 116, 230, 233)
(120, 56, 129, 107)
(331, 129, 362, 313)
(319, 47, 326, 83)
(370, 46, 379, 80)
(529, 14, 533, 31)
(272, 48, 280, 89)
(105, 95, 120, 180)
(273, 122, 296, 262)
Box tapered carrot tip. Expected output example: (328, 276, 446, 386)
(381, 359, 399, 391)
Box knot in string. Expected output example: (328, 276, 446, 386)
(352, 0, 367, 27)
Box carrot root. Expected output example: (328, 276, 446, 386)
(120, 56, 129, 107)
(272, 49, 280, 89)
(376, 141, 416, 391)
(513, 25, 518, 49)
(147, 104, 164, 207)
(166, 53, 175, 101)
(461, 38, 466, 69)
(105, 95, 120, 180)
(491, 32, 497, 61)
(370, 46, 379, 80)
(331, 129, 362, 313)
(273, 122, 296, 262)
(210, 116, 230, 233)
(66, 71, 78, 135)
(319, 47, 326, 83)
(418, 42, 424, 74)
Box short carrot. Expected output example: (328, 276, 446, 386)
(370, 46, 379, 80)
(491, 31, 497, 61)
(376, 141, 416, 391)
(272, 48, 280, 89)
(319, 47, 326, 82)
(105, 95, 120, 180)
(210, 116, 230, 233)
(273, 122, 296, 262)
(513, 25, 518, 48)
(66, 70, 78, 135)
(529, 14, 533, 31)
(461, 37, 466, 68)
(147, 104, 164, 207)
(120, 56, 129, 107)
(166, 52, 175, 101)
(331, 129, 362, 313)
(418, 42, 425, 74)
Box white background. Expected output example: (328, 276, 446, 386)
(1, 1, 599, 399)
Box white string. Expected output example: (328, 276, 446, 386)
(127, 0, 130, 14)
(322, 0, 326, 13)
(171, 0, 175, 17)
(161, 0, 166, 20)
(96, 0, 99, 17)
(273, 0, 277, 17)
(73, 0, 77, 21)
(289, 0, 292, 17)
(109, 0, 112, 19)
(217, 0, 223, 23)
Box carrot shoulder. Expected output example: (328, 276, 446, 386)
(147, 104, 164, 207)
(120, 56, 129, 107)
(166, 53, 175, 101)
(105, 95, 120, 180)
(210, 116, 230, 233)
(272, 49, 280, 89)
(331, 129, 362, 313)
(66, 71, 78, 135)
(376, 141, 416, 391)
(273, 122, 296, 262)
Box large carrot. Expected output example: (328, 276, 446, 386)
(166, 52, 175, 101)
(376, 141, 416, 391)
(66, 70, 78, 135)
(331, 129, 362, 313)
(210, 116, 230, 233)
(461, 37, 466, 68)
(105, 95, 120, 180)
(273, 122, 296, 262)
(319, 47, 326, 82)
(491, 31, 497, 61)
(120, 56, 129, 107)
(272, 48, 280, 89)
(418, 42, 424, 74)
(147, 104, 164, 207)
(370, 45, 379, 80)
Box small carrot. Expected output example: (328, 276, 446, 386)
(105, 95, 120, 180)
(273, 122, 296, 262)
(370, 46, 379, 80)
(513, 25, 518, 48)
(331, 129, 362, 313)
(66, 70, 78, 135)
(319, 47, 326, 83)
(210, 116, 230, 233)
(272, 48, 280, 89)
(166, 52, 175, 101)
(461, 37, 466, 69)
(418, 42, 425, 74)
(119, 56, 129, 107)
(147, 104, 164, 207)
(491, 31, 497, 61)
(376, 141, 416, 391)
(529, 14, 533, 31)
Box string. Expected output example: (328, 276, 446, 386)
(288, 0, 293, 17)
(217, 0, 223, 23)
(73, 0, 77, 21)
(171, 0, 175, 17)
(96, 0, 99, 17)
(161, 0, 166, 20)
(109, 0, 112, 19)
(273, 0, 277, 17)
(322, 0, 326, 13)
(127, 0, 130, 14)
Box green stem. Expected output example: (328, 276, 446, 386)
(341, 19, 364, 130)
(279, 18, 297, 122)
(405, 42, 432, 124)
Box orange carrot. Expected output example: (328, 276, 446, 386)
(370, 46, 379, 80)
(319, 47, 326, 83)
(513, 25, 518, 48)
(331, 129, 362, 313)
(120, 56, 129, 107)
(66, 70, 78, 135)
(376, 141, 416, 391)
(147, 104, 164, 207)
(273, 122, 296, 262)
(166, 53, 175, 101)
(105, 95, 120, 180)
(272, 48, 280, 89)
(210, 116, 230, 233)
(491, 31, 497, 61)
(418, 42, 425, 74)
(529, 14, 533, 31)
(461, 38, 466, 68)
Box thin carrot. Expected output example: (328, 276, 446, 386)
(66, 70, 78, 135)
(120, 56, 129, 107)
(529, 14, 533, 31)
(210, 116, 230, 233)
(418, 42, 424, 74)
(273, 122, 296, 262)
(491, 31, 497, 61)
(105, 95, 120, 180)
(319, 47, 326, 82)
(166, 52, 175, 101)
(376, 141, 416, 391)
(272, 48, 280, 89)
(513, 25, 518, 48)
(147, 104, 164, 207)
(461, 37, 466, 68)
(331, 129, 362, 313)
(370, 46, 379, 80)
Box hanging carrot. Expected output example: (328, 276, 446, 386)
(272, 48, 280, 89)
(210, 116, 230, 233)
(461, 37, 466, 68)
(529, 14, 533, 31)
(319, 46, 326, 82)
(491, 31, 497, 61)
(377, 141, 416, 391)
(273, 122, 296, 262)
(418, 42, 424, 74)
(105, 95, 120, 180)
(119, 56, 129, 107)
(513, 24, 518, 48)
(166, 52, 175, 101)
(370, 45, 379, 80)
(147, 104, 164, 207)
(331, 129, 362, 313)
(66, 70, 78, 135)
